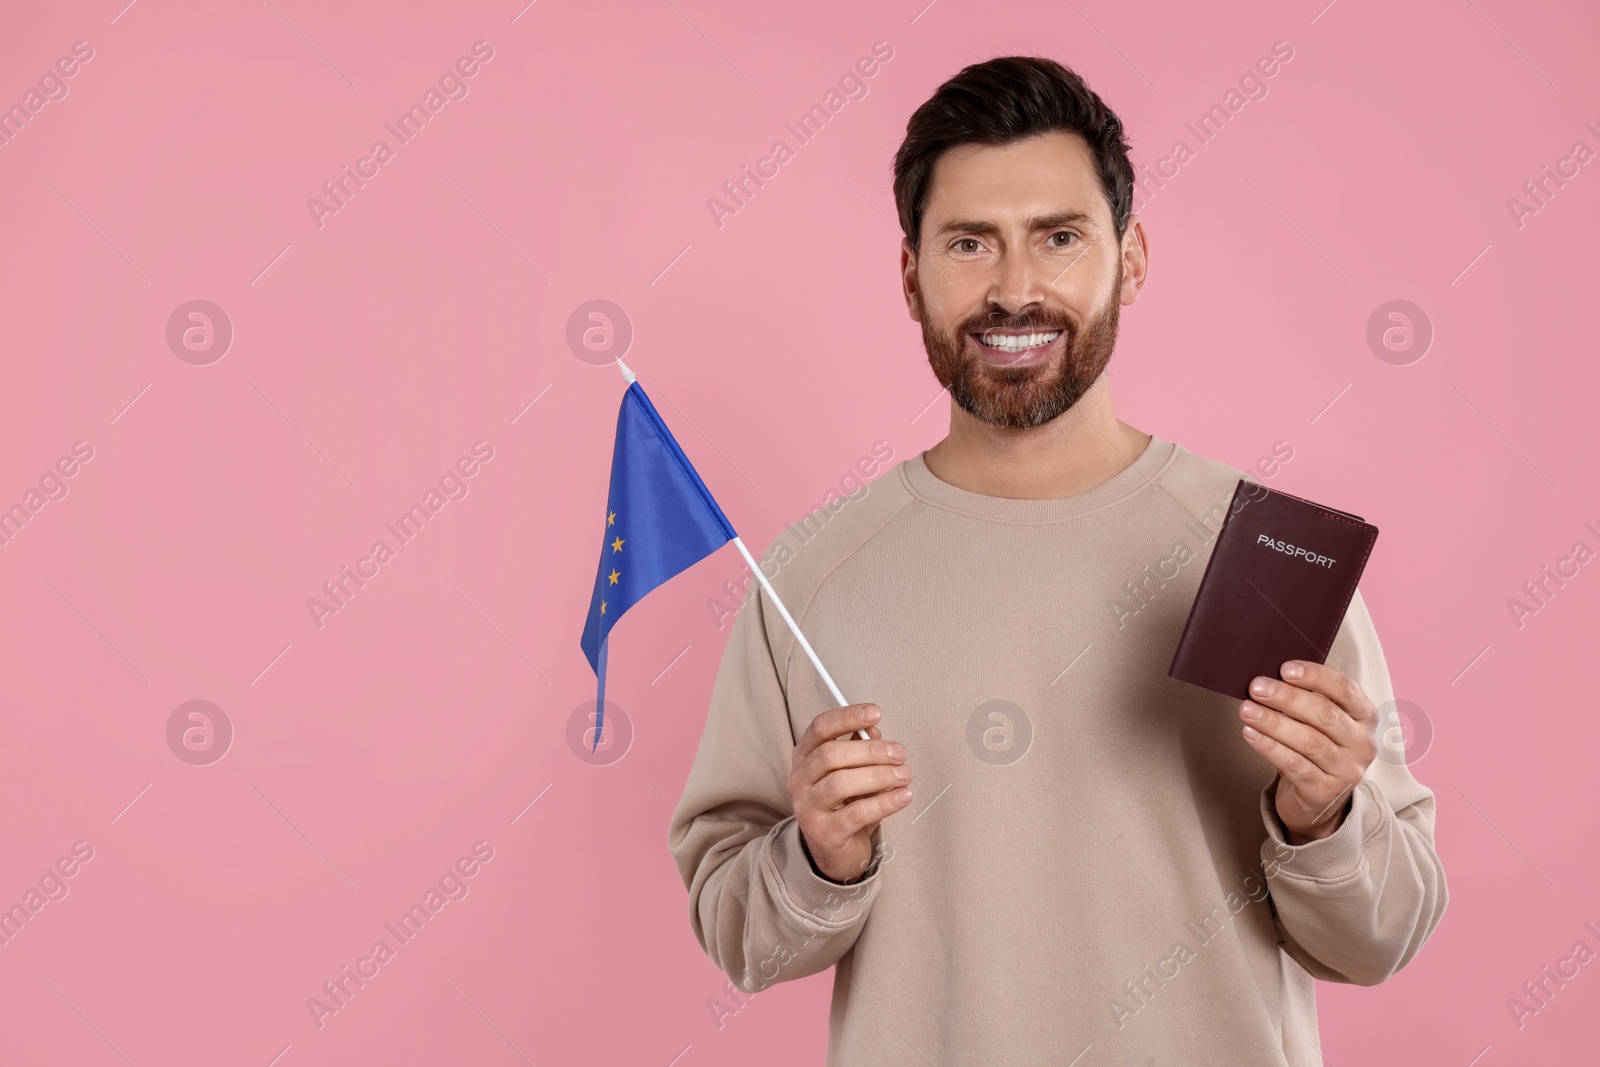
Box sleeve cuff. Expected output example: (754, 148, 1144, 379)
(1260, 774, 1384, 882)
(765, 816, 882, 928)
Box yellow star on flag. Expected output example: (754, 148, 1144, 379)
(611, 536, 624, 553)
(608, 569, 620, 585)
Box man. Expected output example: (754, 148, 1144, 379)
(669, 55, 1446, 1065)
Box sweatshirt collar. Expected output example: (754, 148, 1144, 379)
(899, 434, 1177, 523)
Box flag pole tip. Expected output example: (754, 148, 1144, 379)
(615, 357, 637, 385)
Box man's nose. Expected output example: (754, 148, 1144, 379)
(987, 246, 1049, 314)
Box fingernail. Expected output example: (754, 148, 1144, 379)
(1282, 662, 1304, 679)
(896, 788, 913, 803)
(1242, 724, 1261, 740)
(862, 704, 881, 722)
(893, 765, 912, 781)
(1250, 677, 1273, 697)
(886, 741, 905, 760)
(1240, 701, 1262, 721)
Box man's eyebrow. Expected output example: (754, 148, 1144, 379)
(930, 211, 1097, 238)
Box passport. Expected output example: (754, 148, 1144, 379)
(1168, 479, 1379, 700)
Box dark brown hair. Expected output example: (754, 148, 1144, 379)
(892, 56, 1135, 254)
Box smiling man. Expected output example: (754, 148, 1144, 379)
(670, 56, 1447, 1065)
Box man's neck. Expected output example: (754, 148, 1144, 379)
(922, 378, 1153, 500)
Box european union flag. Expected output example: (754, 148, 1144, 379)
(580, 380, 738, 750)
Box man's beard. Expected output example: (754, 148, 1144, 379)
(920, 270, 1122, 430)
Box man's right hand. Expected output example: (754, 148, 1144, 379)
(788, 702, 912, 883)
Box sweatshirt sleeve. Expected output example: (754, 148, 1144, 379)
(667, 573, 885, 995)
(1256, 588, 1450, 986)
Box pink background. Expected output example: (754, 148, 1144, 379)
(1, 0, 1596, 1063)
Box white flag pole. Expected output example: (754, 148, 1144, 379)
(617, 356, 872, 742)
(728, 536, 871, 741)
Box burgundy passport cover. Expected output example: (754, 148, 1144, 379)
(1168, 480, 1378, 700)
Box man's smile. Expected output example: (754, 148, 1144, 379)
(969, 327, 1063, 367)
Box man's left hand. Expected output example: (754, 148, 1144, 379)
(1239, 660, 1379, 846)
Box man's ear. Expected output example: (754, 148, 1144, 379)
(901, 238, 923, 323)
(1117, 213, 1150, 306)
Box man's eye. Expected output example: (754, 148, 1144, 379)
(1049, 231, 1077, 247)
(954, 238, 981, 253)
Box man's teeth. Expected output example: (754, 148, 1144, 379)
(979, 331, 1061, 352)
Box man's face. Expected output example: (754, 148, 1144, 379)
(903, 131, 1140, 430)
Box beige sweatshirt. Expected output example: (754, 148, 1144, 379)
(668, 435, 1448, 1066)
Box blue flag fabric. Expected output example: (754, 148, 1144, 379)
(580, 380, 738, 750)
